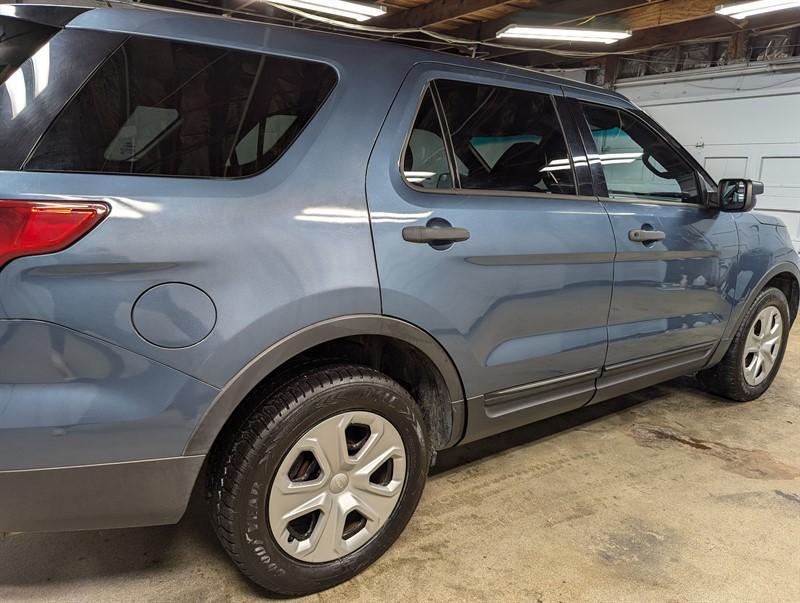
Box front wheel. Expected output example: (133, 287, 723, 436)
(699, 287, 791, 401)
(208, 364, 430, 596)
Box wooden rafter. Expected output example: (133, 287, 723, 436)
(449, 0, 662, 40)
(377, 0, 516, 29)
(506, 7, 800, 66)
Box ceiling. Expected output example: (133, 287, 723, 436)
(151, 0, 800, 76)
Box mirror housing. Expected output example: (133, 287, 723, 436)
(713, 178, 763, 212)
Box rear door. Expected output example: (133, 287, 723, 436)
(366, 65, 617, 442)
(567, 94, 739, 401)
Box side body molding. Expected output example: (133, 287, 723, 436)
(184, 314, 466, 455)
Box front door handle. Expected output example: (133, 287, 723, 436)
(629, 228, 666, 243)
(402, 226, 470, 245)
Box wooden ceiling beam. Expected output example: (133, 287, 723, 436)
(449, 0, 660, 40)
(501, 8, 800, 66)
(376, 0, 516, 29)
(616, 0, 718, 30)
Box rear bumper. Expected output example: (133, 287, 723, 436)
(0, 319, 217, 532)
(0, 456, 204, 533)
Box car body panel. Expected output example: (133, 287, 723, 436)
(0, 2, 798, 536)
(366, 64, 617, 434)
(0, 7, 407, 389)
(707, 214, 800, 364)
(0, 320, 218, 470)
(601, 200, 739, 366)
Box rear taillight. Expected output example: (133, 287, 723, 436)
(0, 201, 109, 269)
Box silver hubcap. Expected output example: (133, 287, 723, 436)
(743, 305, 783, 386)
(268, 411, 407, 563)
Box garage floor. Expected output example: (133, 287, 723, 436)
(2, 325, 799, 602)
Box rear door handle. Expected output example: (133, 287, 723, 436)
(629, 229, 666, 243)
(402, 226, 470, 244)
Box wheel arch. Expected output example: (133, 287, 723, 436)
(766, 270, 800, 324)
(184, 315, 466, 456)
(708, 262, 800, 367)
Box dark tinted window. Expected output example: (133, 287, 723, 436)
(0, 28, 123, 171)
(582, 103, 700, 203)
(0, 17, 57, 85)
(403, 88, 453, 190)
(26, 37, 337, 178)
(435, 80, 575, 195)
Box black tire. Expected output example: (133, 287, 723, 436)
(698, 287, 791, 401)
(207, 364, 430, 597)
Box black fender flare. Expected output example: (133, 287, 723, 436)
(184, 314, 466, 455)
(707, 261, 800, 367)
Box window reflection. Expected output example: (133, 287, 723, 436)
(5, 67, 26, 118)
(31, 42, 50, 97)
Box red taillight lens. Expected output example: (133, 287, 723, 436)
(0, 201, 109, 269)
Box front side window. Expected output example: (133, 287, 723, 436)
(435, 80, 576, 195)
(582, 103, 700, 203)
(26, 37, 337, 178)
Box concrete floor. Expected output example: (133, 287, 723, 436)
(2, 326, 799, 602)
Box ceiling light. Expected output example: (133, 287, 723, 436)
(716, 0, 800, 19)
(263, 0, 386, 21)
(497, 25, 632, 44)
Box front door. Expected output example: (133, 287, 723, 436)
(366, 65, 617, 441)
(570, 96, 739, 400)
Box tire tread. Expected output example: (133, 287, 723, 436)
(206, 363, 420, 596)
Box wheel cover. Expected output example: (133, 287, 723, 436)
(742, 305, 783, 386)
(268, 411, 407, 563)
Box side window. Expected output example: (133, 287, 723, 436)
(402, 88, 453, 190)
(581, 103, 700, 204)
(0, 27, 124, 171)
(0, 17, 57, 86)
(25, 36, 337, 178)
(435, 80, 575, 195)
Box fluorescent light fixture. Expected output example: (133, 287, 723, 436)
(715, 0, 800, 19)
(497, 25, 632, 44)
(263, 0, 386, 21)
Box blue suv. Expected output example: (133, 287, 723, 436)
(1, 3, 798, 596)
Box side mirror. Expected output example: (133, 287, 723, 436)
(716, 178, 763, 212)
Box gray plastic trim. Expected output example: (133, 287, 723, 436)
(184, 314, 466, 455)
(707, 262, 800, 367)
(592, 342, 715, 404)
(0, 455, 204, 533)
(460, 368, 600, 444)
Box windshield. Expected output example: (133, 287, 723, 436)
(0, 17, 58, 86)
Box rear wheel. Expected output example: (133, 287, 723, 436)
(208, 364, 429, 596)
(699, 287, 790, 401)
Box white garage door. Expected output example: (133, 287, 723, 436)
(617, 64, 800, 250)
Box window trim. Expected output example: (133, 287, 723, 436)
(577, 100, 706, 207)
(399, 77, 580, 200)
(399, 83, 457, 192)
(21, 35, 340, 181)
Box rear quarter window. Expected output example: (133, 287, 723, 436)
(0, 16, 57, 85)
(25, 36, 338, 179)
(0, 23, 123, 171)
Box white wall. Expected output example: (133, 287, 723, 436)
(615, 60, 800, 249)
